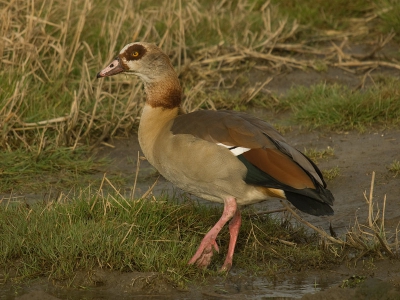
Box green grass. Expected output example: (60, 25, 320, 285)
(322, 167, 340, 181)
(1, 0, 400, 286)
(280, 77, 400, 131)
(387, 159, 400, 177)
(302, 147, 338, 181)
(0, 146, 106, 193)
(270, 0, 400, 38)
(1, 0, 399, 161)
(2, 0, 400, 152)
(271, 0, 374, 31)
(0, 188, 337, 285)
(303, 147, 334, 162)
(376, 0, 400, 36)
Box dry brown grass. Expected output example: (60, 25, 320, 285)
(1, 1, 400, 285)
(2, 0, 400, 153)
(345, 172, 399, 258)
(1, 0, 142, 150)
(282, 172, 399, 260)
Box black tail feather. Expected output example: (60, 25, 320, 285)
(237, 154, 334, 216)
(284, 190, 334, 216)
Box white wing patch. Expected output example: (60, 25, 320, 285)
(217, 143, 251, 156)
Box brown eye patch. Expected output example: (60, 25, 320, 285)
(122, 44, 147, 61)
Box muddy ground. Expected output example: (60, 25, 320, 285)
(3, 259, 400, 299)
(2, 63, 400, 298)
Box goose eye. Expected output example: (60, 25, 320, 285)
(132, 51, 139, 57)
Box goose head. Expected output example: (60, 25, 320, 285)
(97, 42, 182, 108)
(97, 42, 176, 83)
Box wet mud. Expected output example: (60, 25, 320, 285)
(2, 260, 400, 299)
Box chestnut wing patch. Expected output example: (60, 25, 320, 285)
(242, 148, 314, 189)
(171, 110, 334, 215)
(171, 111, 325, 188)
(237, 152, 334, 215)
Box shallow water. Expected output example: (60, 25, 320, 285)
(3, 264, 400, 300)
(0, 270, 342, 300)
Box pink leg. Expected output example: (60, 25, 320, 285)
(220, 209, 241, 272)
(188, 197, 237, 269)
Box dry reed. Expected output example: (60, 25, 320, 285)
(2, 0, 400, 152)
(281, 172, 399, 259)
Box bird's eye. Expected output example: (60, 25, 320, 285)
(132, 51, 139, 57)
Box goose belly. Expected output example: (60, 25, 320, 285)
(149, 134, 267, 205)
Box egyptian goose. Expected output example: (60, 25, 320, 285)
(97, 42, 334, 272)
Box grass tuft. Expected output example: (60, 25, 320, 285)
(281, 172, 399, 262)
(387, 159, 400, 177)
(1, 173, 399, 286)
(322, 167, 340, 181)
(0, 183, 337, 285)
(0, 146, 105, 193)
(376, 0, 400, 37)
(281, 79, 400, 131)
(303, 147, 334, 162)
(345, 172, 398, 259)
(271, 0, 374, 31)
